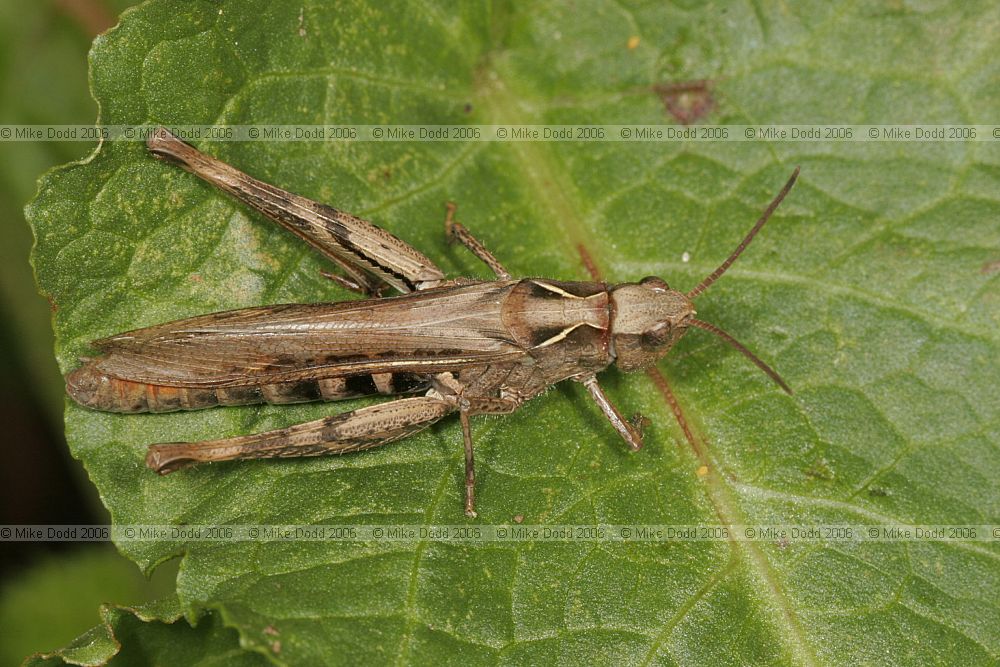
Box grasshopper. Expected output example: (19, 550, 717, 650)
(66, 127, 798, 517)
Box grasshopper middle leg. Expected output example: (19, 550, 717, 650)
(458, 409, 476, 517)
(459, 395, 528, 517)
(430, 371, 527, 517)
(444, 203, 511, 280)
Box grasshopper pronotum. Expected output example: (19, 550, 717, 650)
(67, 128, 798, 516)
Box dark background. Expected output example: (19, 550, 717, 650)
(0, 0, 114, 571)
(0, 2, 172, 661)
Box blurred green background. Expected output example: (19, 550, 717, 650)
(0, 1, 173, 663)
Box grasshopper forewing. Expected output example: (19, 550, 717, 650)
(67, 127, 798, 516)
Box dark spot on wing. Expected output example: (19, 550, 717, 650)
(217, 386, 264, 405)
(392, 373, 429, 393)
(277, 380, 322, 402)
(345, 375, 378, 395)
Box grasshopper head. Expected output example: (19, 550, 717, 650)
(607, 167, 800, 393)
(609, 277, 694, 372)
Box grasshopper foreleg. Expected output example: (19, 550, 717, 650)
(578, 375, 648, 452)
(444, 203, 511, 280)
(145, 396, 454, 474)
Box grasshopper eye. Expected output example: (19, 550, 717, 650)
(640, 276, 670, 292)
(641, 321, 671, 346)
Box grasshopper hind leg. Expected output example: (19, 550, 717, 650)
(146, 396, 454, 474)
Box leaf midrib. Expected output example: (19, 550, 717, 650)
(474, 41, 818, 667)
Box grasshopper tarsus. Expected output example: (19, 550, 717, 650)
(629, 413, 652, 449)
(69, 131, 801, 515)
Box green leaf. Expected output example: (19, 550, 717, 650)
(24, 595, 270, 666)
(27, 1, 1000, 664)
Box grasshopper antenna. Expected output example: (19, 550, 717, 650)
(687, 167, 799, 299)
(688, 318, 792, 394)
(684, 168, 799, 394)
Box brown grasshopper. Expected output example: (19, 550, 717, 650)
(66, 127, 798, 517)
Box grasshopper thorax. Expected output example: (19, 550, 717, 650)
(609, 277, 695, 372)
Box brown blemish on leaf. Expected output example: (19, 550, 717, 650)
(980, 259, 1000, 274)
(361, 165, 392, 183)
(46, 295, 59, 313)
(263, 625, 279, 636)
(627, 35, 640, 50)
(805, 458, 835, 481)
(513, 514, 524, 523)
(653, 80, 715, 125)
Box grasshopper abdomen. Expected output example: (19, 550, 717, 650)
(66, 365, 430, 413)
